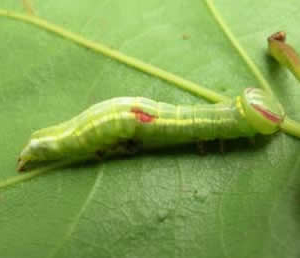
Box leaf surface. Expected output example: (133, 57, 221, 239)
(1, 1, 300, 257)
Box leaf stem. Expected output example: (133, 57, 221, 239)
(280, 117, 300, 138)
(267, 32, 300, 137)
(268, 31, 300, 82)
(0, 9, 230, 103)
(204, 0, 274, 96)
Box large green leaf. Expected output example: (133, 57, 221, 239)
(1, 1, 300, 257)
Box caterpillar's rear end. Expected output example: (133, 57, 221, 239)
(18, 88, 285, 171)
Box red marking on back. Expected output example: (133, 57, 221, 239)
(251, 104, 282, 124)
(131, 108, 156, 123)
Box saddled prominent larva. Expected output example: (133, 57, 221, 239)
(17, 88, 285, 171)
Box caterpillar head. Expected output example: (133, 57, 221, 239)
(240, 88, 285, 134)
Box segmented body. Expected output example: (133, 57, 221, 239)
(35, 97, 253, 154)
(18, 88, 285, 171)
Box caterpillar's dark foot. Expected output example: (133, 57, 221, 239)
(248, 137, 256, 146)
(219, 140, 225, 153)
(96, 150, 104, 160)
(96, 140, 142, 160)
(123, 139, 141, 155)
(196, 141, 206, 155)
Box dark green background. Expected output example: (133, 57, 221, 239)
(1, 1, 300, 257)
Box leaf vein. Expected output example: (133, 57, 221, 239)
(47, 167, 104, 258)
(204, 0, 273, 95)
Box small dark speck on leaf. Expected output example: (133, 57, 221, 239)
(182, 34, 191, 40)
(157, 210, 169, 222)
(193, 189, 208, 203)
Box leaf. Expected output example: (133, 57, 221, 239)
(1, 0, 300, 257)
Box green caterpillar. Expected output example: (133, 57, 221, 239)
(17, 88, 284, 171)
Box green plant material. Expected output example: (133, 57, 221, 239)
(204, 0, 274, 97)
(1, 1, 300, 258)
(268, 31, 300, 82)
(0, 9, 229, 104)
(267, 31, 300, 137)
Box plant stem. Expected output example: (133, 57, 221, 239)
(268, 31, 300, 82)
(0, 9, 231, 103)
(267, 32, 300, 138)
(280, 117, 300, 138)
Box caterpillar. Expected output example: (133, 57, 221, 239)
(17, 88, 285, 171)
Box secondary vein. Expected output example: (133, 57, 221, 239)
(204, 0, 274, 96)
(0, 160, 72, 190)
(0, 9, 230, 103)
